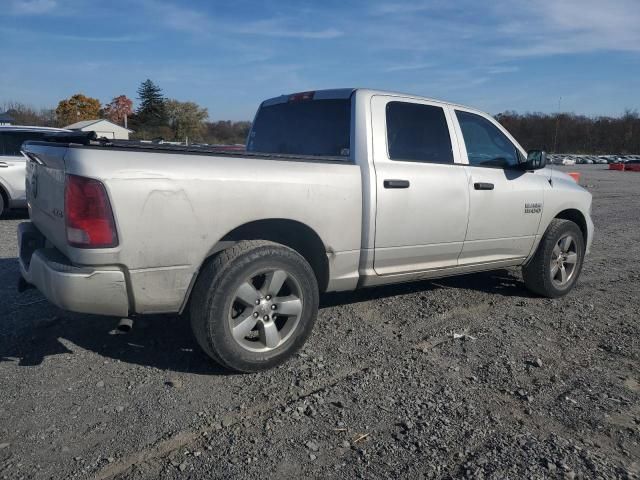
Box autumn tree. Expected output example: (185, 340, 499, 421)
(165, 99, 208, 142)
(104, 95, 133, 126)
(135, 79, 166, 126)
(55, 93, 101, 126)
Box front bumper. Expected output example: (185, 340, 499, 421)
(18, 222, 129, 317)
(585, 213, 594, 255)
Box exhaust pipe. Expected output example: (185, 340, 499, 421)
(117, 318, 134, 333)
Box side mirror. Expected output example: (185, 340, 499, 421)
(522, 150, 547, 170)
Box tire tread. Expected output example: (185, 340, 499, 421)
(523, 219, 584, 297)
(190, 240, 318, 372)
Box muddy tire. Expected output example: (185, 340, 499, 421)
(523, 219, 585, 298)
(190, 240, 319, 373)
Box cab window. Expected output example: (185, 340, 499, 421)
(386, 102, 453, 164)
(455, 111, 519, 168)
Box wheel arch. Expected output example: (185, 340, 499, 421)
(554, 208, 588, 244)
(203, 218, 330, 294)
(0, 183, 7, 208)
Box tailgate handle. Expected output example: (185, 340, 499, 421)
(474, 182, 494, 190)
(384, 179, 410, 189)
(0, 162, 8, 168)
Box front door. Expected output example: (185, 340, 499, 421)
(452, 108, 547, 264)
(371, 96, 470, 275)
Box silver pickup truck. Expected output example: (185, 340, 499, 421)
(18, 88, 594, 372)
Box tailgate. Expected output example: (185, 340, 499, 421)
(23, 142, 68, 252)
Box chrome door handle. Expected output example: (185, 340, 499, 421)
(0, 162, 8, 168)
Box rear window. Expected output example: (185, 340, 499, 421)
(247, 99, 351, 158)
(0, 131, 49, 156)
(386, 102, 453, 163)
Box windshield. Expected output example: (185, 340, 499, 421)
(247, 98, 351, 158)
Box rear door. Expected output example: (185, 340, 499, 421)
(371, 96, 470, 275)
(451, 109, 547, 264)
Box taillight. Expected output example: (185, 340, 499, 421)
(64, 174, 118, 248)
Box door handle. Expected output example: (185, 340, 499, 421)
(384, 179, 410, 189)
(0, 162, 8, 168)
(474, 182, 494, 190)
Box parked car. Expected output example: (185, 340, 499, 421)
(0, 125, 69, 216)
(625, 159, 640, 172)
(18, 89, 594, 372)
(609, 162, 625, 171)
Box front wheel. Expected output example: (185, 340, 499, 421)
(190, 240, 319, 372)
(522, 219, 585, 298)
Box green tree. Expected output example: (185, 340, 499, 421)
(135, 79, 166, 126)
(55, 93, 101, 126)
(203, 120, 251, 145)
(165, 99, 209, 142)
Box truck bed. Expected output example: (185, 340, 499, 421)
(21, 139, 363, 315)
(26, 136, 351, 164)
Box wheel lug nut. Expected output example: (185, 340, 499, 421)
(271, 305, 277, 310)
(266, 295, 271, 300)
(263, 315, 269, 321)
(253, 312, 259, 318)
(255, 299, 260, 305)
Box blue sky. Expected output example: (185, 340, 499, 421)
(1, 0, 639, 120)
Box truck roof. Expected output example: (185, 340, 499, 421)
(262, 88, 478, 112)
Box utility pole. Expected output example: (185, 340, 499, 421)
(553, 96, 562, 153)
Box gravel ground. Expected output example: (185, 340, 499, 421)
(0, 165, 638, 480)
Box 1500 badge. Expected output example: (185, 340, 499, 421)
(524, 202, 542, 214)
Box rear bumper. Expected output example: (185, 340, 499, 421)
(18, 222, 129, 317)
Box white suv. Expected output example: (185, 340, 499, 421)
(0, 126, 68, 216)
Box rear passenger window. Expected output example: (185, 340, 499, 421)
(385, 102, 453, 163)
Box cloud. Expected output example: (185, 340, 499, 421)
(142, 0, 212, 36)
(140, 0, 342, 40)
(8, 0, 57, 14)
(361, 0, 640, 59)
(496, 0, 640, 56)
(383, 62, 434, 73)
(486, 66, 519, 75)
(0, 27, 148, 43)
(231, 20, 342, 39)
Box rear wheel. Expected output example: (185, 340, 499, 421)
(522, 219, 585, 297)
(190, 240, 319, 372)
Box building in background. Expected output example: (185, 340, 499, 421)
(0, 112, 15, 126)
(64, 119, 132, 140)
